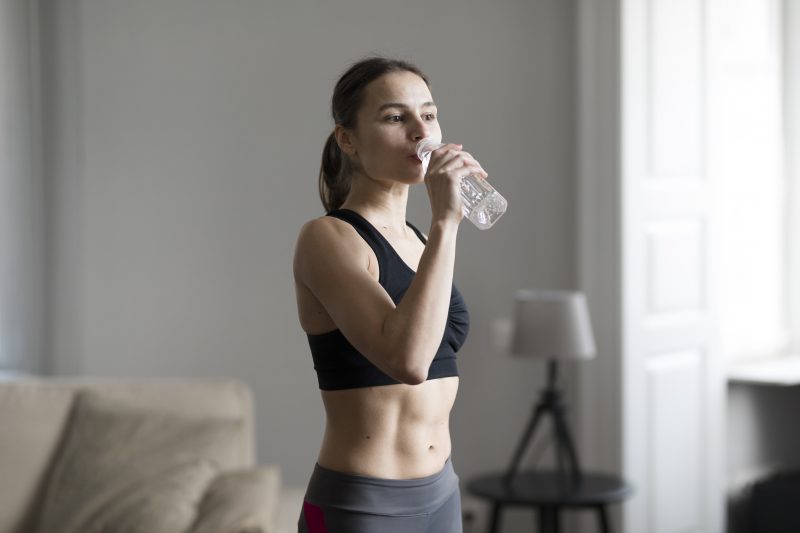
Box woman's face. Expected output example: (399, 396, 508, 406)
(342, 71, 442, 185)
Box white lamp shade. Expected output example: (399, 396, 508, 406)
(510, 290, 597, 360)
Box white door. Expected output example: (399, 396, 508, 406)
(622, 0, 725, 531)
(577, 0, 726, 531)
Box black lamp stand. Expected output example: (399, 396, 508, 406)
(503, 360, 583, 487)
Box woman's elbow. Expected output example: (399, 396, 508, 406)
(398, 367, 428, 386)
(391, 358, 429, 385)
(379, 342, 430, 385)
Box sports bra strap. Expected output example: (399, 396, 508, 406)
(404, 220, 428, 244)
(326, 210, 392, 273)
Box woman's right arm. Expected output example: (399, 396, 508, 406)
(293, 144, 485, 385)
(293, 216, 458, 385)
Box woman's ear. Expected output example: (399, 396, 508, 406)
(334, 125, 357, 157)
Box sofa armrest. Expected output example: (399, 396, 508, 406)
(187, 465, 282, 533)
(275, 487, 306, 533)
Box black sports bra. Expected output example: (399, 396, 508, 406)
(306, 209, 470, 391)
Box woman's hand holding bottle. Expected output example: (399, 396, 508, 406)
(417, 137, 508, 229)
(421, 143, 489, 227)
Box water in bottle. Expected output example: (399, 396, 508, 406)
(416, 138, 507, 230)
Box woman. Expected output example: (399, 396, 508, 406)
(293, 56, 487, 533)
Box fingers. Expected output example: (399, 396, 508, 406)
(441, 156, 487, 179)
(424, 143, 488, 224)
(427, 145, 488, 179)
(427, 144, 462, 172)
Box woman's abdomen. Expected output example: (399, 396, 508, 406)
(317, 376, 458, 479)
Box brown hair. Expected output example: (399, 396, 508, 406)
(318, 56, 430, 212)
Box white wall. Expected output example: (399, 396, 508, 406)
(723, 0, 800, 522)
(0, 0, 45, 372)
(40, 0, 577, 510)
(787, 0, 800, 356)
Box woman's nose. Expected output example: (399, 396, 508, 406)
(409, 118, 429, 141)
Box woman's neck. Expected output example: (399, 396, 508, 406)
(340, 174, 411, 233)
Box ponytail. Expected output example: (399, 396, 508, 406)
(318, 131, 351, 212)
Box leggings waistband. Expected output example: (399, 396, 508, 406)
(304, 457, 459, 516)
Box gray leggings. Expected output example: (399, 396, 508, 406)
(297, 457, 463, 533)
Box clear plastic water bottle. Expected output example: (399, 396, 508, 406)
(416, 138, 508, 230)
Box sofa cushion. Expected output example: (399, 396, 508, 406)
(0, 379, 79, 533)
(34, 390, 245, 533)
(187, 465, 282, 533)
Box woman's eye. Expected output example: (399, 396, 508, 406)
(424, 113, 437, 121)
(386, 115, 402, 122)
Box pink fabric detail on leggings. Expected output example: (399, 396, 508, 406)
(303, 500, 328, 533)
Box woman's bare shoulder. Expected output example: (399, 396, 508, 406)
(296, 215, 358, 250)
(294, 216, 369, 277)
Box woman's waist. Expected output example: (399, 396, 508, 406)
(304, 456, 459, 515)
(317, 436, 453, 480)
(318, 412, 452, 479)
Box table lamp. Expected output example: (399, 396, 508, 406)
(504, 290, 597, 486)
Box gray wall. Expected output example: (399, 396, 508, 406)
(0, 0, 45, 373)
(39, 0, 576, 521)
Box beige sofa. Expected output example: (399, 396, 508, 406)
(0, 375, 301, 533)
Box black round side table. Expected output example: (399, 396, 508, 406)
(467, 471, 633, 533)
